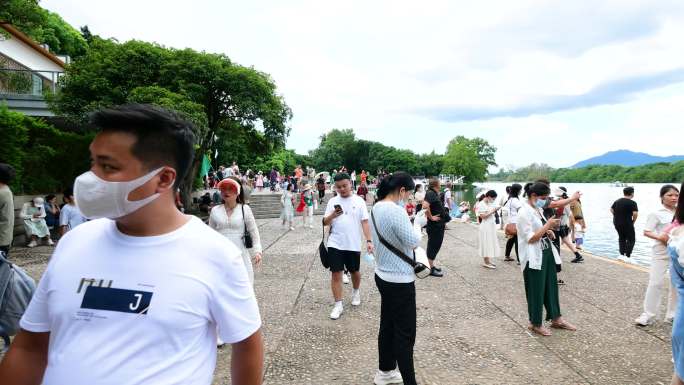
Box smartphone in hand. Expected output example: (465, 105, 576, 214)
(334, 204, 343, 214)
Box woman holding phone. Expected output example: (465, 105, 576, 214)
(517, 182, 576, 336)
(370, 172, 421, 385)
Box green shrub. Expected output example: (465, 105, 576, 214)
(0, 104, 92, 194)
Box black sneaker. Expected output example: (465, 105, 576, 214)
(430, 267, 444, 277)
(433, 266, 442, 273)
(571, 256, 584, 263)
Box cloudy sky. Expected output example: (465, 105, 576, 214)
(42, 0, 684, 169)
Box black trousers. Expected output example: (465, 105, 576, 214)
(318, 190, 325, 200)
(505, 237, 518, 260)
(426, 223, 445, 261)
(615, 224, 636, 257)
(375, 275, 417, 385)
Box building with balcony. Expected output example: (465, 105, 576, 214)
(0, 22, 66, 117)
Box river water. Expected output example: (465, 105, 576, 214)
(452, 182, 680, 267)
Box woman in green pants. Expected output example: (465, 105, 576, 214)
(517, 182, 577, 336)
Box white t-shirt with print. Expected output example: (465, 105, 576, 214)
(325, 194, 369, 252)
(20, 216, 261, 385)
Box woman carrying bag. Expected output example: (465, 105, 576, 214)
(370, 172, 422, 385)
(504, 184, 523, 262)
(517, 182, 576, 336)
(208, 177, 263, 285)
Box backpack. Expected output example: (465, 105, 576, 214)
(0, 251, 36, 352)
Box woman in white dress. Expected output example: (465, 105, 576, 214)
(477, 190, 500, 269)
(21, 197, 54, 247)
(209, 177, 262, 285)
(280, 183, 295, 230)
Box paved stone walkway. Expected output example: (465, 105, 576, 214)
(8, 217, 675, 384)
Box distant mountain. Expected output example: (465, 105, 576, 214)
(572, 150, 684, 168)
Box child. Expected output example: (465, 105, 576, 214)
(574, 222, 585, 250)
(405, 199, 416, 222)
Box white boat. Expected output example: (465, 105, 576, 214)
(609, 181, 628, 187)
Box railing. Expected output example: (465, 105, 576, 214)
(0, 68, 63, 96)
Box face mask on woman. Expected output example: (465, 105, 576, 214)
(535, 198, 546, 209)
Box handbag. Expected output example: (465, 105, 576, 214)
(371, 210, 430, 279)
(241, 205, 253, 249)
(319, 218, 330, 268)
(505, 223, 517, 236)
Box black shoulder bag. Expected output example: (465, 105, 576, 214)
(319, 218, 330, 268)
(241, 204, 253, 248)
(371, 210, 430, 279)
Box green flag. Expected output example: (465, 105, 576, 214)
(200, 154, 211, 178)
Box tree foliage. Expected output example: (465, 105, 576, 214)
(0, 105, 92, 194)
(442, 136, 497, 183)
(49, 38, 292, 203)
(489, 162, 684, 183)
(303, 129, 495, 181)
(0, 0, 88, 57)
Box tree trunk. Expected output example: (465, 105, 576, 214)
(181, 154, 203, 210)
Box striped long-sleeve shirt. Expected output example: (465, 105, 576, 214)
(371, 201, 421, 283)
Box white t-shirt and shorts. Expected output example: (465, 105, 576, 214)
(324, 194, 369, 272)
(20, 216, 261, 385)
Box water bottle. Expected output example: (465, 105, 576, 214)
(363, 252, 375, 266)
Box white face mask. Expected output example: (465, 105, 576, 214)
(74, 167, 166, 219)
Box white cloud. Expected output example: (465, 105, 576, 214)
(41, 0, 684, 168)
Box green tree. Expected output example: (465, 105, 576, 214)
(50, 39, 292, 205)
(1, 0, 88, 57)
(0, 104, 91, 194)
(416, 151, 444, 177)
(309, 129, 359, 171)
(442, 136, 497, 183)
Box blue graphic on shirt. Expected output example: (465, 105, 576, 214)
(81, 286, 153, 314)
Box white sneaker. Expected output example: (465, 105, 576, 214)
(373, 369, 403, 385)
(342, 273, 350, 284)
(351, 291, 361, 306)
(635, 313, 654, 326)
(617, 255, 628, 263)
(27, 240, 37, 248)
(330, 304, 344, 320)
(47, 239, 55, 246)
(289, 226, 295, 231)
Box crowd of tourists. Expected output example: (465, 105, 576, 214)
(0, 104, 682, 385)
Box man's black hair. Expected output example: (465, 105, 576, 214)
(0, 163, 16, 185)
(624, 186, 635, 196)
(334, 172, 351, 182)
(89, 104, 196, 188)
(63, 186, 74, 199)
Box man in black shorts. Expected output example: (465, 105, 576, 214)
(323, 173, 373, 320)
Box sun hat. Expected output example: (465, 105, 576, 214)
(217, 178, 241, 194)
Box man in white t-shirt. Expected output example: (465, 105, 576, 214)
(323, 173, 373, 320)
(0, 104, 263, 385)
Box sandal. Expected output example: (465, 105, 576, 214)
(528, 325, 552, 336)
(551, 320, 577, 331)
